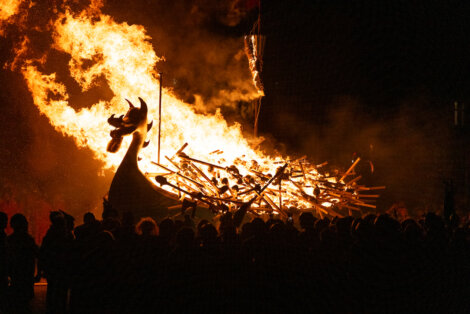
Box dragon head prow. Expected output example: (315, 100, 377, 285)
(107, 98, 153, 153)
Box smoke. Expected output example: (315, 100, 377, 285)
(103, 0, 260, 114)
(270, 94, 455, 215)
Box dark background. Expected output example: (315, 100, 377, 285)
(1, 0, 470, 227)
(258, 0, 470, 214)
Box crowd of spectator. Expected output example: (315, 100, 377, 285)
(0, 206, 469, 313)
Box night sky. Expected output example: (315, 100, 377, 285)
(260, 1, 470, 129)
(1, 0, 470, 220)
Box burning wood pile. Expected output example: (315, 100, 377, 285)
(147, 143, 384, 219)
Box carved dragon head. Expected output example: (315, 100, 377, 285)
(107, 97, 153, 153)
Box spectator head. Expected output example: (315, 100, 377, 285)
(424, 212, 445, 232)
(403, 219, 423, 243)
(200, 223, 218, 246)
(424, 212, 447, 242)
(102, 207, 118, 220)
(336, 216, 353, 238)
(159, 218, 175, 240)
(363, 214, 377, 224)
(121, 211, 135, 227)
(374, 214, 401, 239)
(220, 223, 237, 242)
(251, 218, 267, 237)
(269, 222, 287, 244)
(83, 212, 96, 224)
(49, 211, 64, 223)
(0, 212, 7, 230)
(60, 210, 75, 231)
(401, 218, 416, 231)
(49, 211, 66, 231)
(299, 212, 316, 231)
(219, 212, 234, 233)
(183, 214, 194, 227)
(176, 227, 195, 248)
(102, 217, 120, 234)
(197, 219, 209, 236)
(314, 218, 330, 234)
(136, 217, 158, 236)
(354, 219, 374, 241)
(10, 213, 28, 233)
(240, 222, 254, 240)
(351, 217, 362, 233)
(174, 220, 184, 232)
(266, 218, 283, 229)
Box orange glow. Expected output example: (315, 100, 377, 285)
(0, 0, 25, 35)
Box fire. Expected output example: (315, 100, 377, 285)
(22, 8, 266, 172)
(0, 0, 25, 35)
(244, 35, 265, 97)
(0, 0, 21, 20)
(11, 2, 380, 217)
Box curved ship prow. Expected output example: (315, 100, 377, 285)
(107, 98, 179, 219)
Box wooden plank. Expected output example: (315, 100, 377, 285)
(170, 142, 188, 160)
(357, 186, 386, 191)
(151, 161, 204, 188)
(145, 172, 172, 177)
(356, 194, 380, 198)
(339, 158, 361, 182)
(352, 202, 376, 209)
(346, 175, 362, 186)
(179, 154, 225, 170)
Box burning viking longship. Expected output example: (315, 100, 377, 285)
(107, 97, 384, 222)
(5, 0, 383, 221)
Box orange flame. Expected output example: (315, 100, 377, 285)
(0, 0, 26, 35)
(22, 8, 272, 173)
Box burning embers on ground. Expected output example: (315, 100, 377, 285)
(150, 144, 384, 218)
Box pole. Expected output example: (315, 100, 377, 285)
(255, 0, 262, 138)
(158, 72, 162, 164)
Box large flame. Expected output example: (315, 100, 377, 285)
(22, 7, 272, 173)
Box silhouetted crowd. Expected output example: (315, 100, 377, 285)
(1, 207, 469, 314)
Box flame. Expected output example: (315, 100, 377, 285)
(21, 8, 269, 171)
(0, 0, 22, 20)
(244, 35, 264, 97)
(0, 0, 26, 35)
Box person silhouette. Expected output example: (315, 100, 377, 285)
(40, 211, 74, 314)
(6, 213, 38, 313)
(0, 212, 8, 312)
